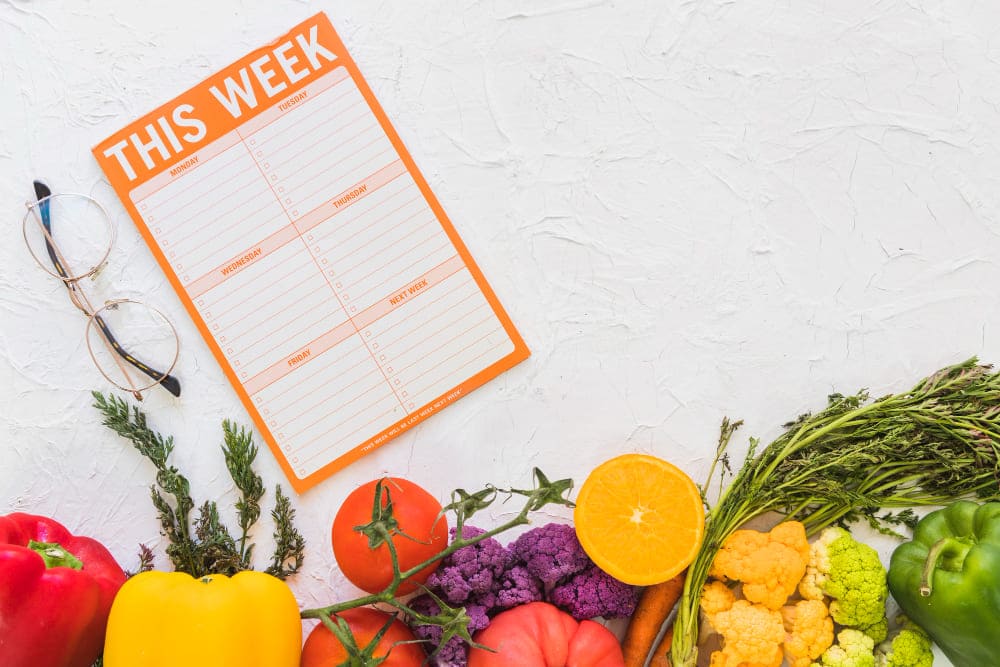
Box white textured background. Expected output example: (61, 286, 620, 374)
(3, 0, 998, 660)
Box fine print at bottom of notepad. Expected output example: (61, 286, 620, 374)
(126, 65, 518, 479)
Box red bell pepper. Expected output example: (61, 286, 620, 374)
(0, 512, 127, 667)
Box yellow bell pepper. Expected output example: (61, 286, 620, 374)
(103, 570, 302, 666)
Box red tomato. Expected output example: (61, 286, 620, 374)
(332, 477, 448, 594)
(468, 602, 625, 667)
(301, 607, 426, 667)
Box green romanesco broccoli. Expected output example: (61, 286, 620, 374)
(875, 620, 933, 667)
(799, 527, 888, 630)
(861, 616, 888, 644)
(812, 628, 876, 667)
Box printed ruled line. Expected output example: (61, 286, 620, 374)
(390, 318, 499, 381)
(238, 306, 342, 369)
(313, 190, 423, 249)
(407, 339, 510, 401)
(381, 301, 490, 361)
(297, 406, 400, 466)
(269, 109, 373, 172)
(348, 243, 454, 304)
(230, 286, 335, 360)
(156, 163, 265, 230)
(292, 147, 395, 207)
(284, 133, 385, 192)
(130, 131, 245, 204)
(200, 245, 315, 307)
(332, 213, 435, 279)
(368, 277, 479, 348)
(264, 344, 369, 410)
(270, 352, 377, 425)
(247, 81, 358, 147)
(284, 376, 391, 441)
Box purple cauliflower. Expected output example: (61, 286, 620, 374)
(549, 563, 641, 620)
(491, 562, 545, 611)
(509, 523, 591, 588)
(427, 525, 510, 605)
(408, 594, 490, 667)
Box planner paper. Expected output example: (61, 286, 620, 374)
(93, 13, 529, 492)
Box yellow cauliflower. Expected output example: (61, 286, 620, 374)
(709, 521, 811, 610)
(782, 599, 834, 667)
(701, 580, 737, 616)
(704, 599, 785, 667)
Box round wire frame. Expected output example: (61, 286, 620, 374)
(22, 193, 117, 282)
(85, 298, 181, 397)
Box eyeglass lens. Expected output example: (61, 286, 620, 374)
(23, 190, 114, 282)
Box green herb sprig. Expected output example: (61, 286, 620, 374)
(672, 358, 1000, 666)
(299, 469, 575, 664)
(92, 391, 305, 579)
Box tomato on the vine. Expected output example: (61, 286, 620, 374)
(301, 607, 426, 667)
(331, 477, 449, 595)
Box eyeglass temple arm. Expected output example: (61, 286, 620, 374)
(33, 181, 69, 281)
(33, 180, 182, 398)
(90, 313, 182, 397)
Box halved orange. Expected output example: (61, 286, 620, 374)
(574, 453, 705, 586)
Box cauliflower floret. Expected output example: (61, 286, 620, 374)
(701, 580, 737, 617)
(489, 562, 544, 611)
(813, 628, 876, 667)
(427, 525, 510, 605)
(782, 599, 834, 667)
(706, 599, 785, 667)
(548, 563, 640, 620)
(509, 523, 591, 587)
(799, 527, 888, 630)
(709, 521, 811, 610)
(874, 619, 933, 667)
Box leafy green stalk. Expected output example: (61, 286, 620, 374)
(671, 359, 1000, 666)
(299, 469, 575, 663)
(93, 391, 305, 579)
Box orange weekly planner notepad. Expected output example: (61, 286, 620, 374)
(93, 13, 529, 492)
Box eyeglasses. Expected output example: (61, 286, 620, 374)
(22, 180, 181, 400)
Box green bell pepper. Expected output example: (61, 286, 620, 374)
(887, 500, 1000, 667)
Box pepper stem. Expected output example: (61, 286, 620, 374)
(27, 540, 84, 570)
(919, 536, 972, 597)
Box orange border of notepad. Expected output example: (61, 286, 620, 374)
(93, 12, 529, 492)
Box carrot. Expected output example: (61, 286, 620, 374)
(621, 571, 685, 667)
(647, 626, 674, 666)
